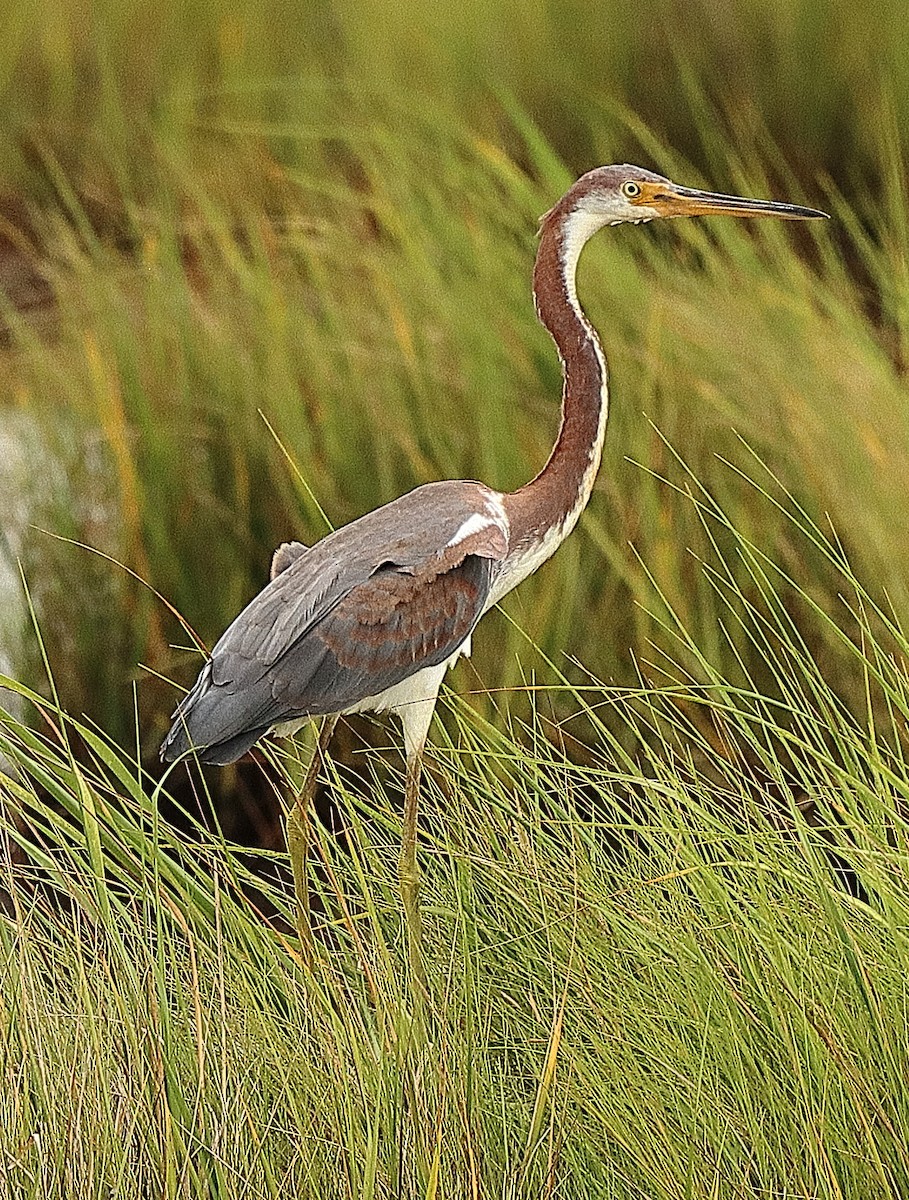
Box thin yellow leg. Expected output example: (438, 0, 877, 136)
(287, 714, 338, 959)
(399, 749, 429, 1001)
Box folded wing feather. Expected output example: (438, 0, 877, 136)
(161, 481, 509, 764)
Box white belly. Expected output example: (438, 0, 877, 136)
(271, 635, 472, 758)
(344, 634, 471, 718)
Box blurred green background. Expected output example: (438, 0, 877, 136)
(0, 0, 907, 784)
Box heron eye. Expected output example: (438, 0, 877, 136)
(622, 181, 642, 199)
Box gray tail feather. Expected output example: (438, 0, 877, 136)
(160, 663, 275, 765)
(160, 714, 269, 765)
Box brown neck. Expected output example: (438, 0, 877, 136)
(504, 204, 609, 551)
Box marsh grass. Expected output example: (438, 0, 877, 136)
(2, 0, 908, 197)
(1, 11, 909, 1192)
(2, 483, 909, 1197)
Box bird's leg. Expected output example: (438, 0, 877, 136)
(398, 690, 440, 1005)
(288, 713, 338, 959)
(400, 744, 428, 999)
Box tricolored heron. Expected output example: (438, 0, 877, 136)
(162, 164, 826, 970)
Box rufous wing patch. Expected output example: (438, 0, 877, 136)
(319, 555, 490, 675)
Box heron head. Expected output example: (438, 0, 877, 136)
(561, 164, 828, 229)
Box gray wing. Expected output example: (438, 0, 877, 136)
(161, 481, 508, 764)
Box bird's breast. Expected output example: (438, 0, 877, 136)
(485, 521, 570, 608)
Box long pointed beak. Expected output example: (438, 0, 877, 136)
(664, 185, 828, 221)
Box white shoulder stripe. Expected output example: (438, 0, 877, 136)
(446, 511, 496, 547)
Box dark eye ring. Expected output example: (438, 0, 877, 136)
(622, 181, 642, 198)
